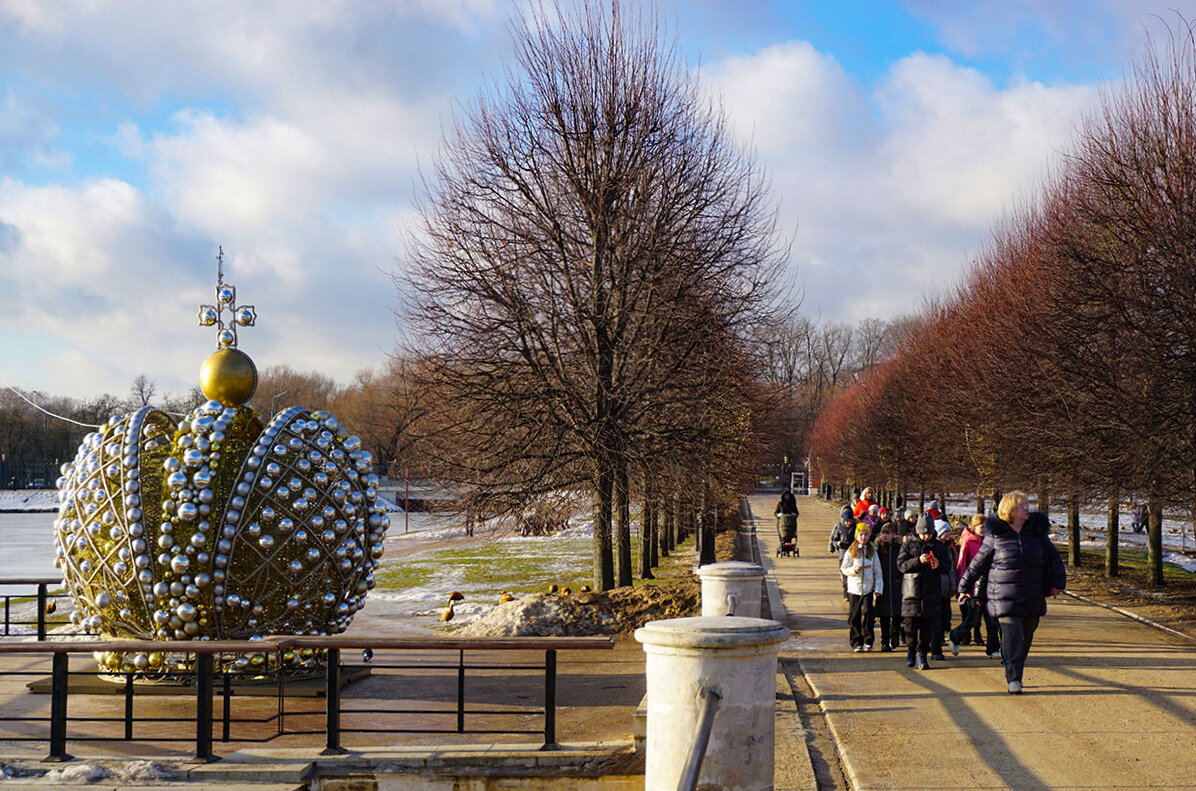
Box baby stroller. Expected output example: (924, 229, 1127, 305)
(776, 513, 798, 557)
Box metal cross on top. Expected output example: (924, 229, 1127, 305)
(197, 246, 257, 350)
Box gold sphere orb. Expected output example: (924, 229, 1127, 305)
(200, 348, 258, 406)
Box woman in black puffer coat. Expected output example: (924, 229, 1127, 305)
(872, 521, 903, 651)
(897, 513, 950, 670)
(958, 491, 1066, 695)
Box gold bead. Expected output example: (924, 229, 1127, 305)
(199, 349, 258, 407)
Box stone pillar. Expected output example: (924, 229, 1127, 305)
(636, 616, 789, 791)
(697, 561, 766, 618)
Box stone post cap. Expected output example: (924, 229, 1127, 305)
(634, 616, 789, 650)
(695, 561, 766, 580)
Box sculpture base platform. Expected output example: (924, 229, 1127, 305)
(26, 664, 371, 697)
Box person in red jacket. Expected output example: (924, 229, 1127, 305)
(852, 487, 877, 518)
(952, 514, 996, 653)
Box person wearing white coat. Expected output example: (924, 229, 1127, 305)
(841, 523, 883, 651)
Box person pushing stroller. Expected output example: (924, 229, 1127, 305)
(775, 490, 800, 557)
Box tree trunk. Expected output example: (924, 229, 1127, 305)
(640, 472, 654, 580)
(592, 464, 614, 591)
(1039, 488, 1050, 523)
(1067, 497, 1081, 567)
(660, 492, 671, 558)
(1105, 495, 1119, 578)
(698, 477, 716, 566)
(975, 495, 985, 514)
(1147, 497, 1165, 587)
(650, 493, 660, 569)
(615, 455, 632, 587)
(918, 491, 925, 513)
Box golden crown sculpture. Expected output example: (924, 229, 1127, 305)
(53, 251, 388, 676)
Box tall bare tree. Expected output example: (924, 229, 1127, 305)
(400, 0, 786, 589)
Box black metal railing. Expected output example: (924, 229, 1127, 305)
(0, 578, 69, 640)
(0, 634, 615, 762)
(677, 686, 722, 791)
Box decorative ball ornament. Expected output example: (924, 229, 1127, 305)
(200, 348, 258, 407)
(53, 249, 388, 678)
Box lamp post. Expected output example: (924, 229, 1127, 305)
(270, 390, 289, 416)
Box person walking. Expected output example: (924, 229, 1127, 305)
(853, 487, 878, 518)
(958, 491, 1066, 694)
(932, 520, 956, 659)
(950, 514, 999, 655)
(829, 506, 855, 601)
(775, 490, 799, 518)
(1131, 503, 1146, 534)
(897, 514, 950, 670)
(896, 509, 917, 540)
(842, 523, 882, 651)
(873, 521, 902, 651)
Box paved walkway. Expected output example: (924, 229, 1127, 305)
(754, 493, 1196, 790)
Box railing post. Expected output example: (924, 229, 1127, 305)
(194, 653, 216, 763)
(542, 648, 558, 750)
(321, 647, 345, 755)
(5, 595, 10, 636)
(276, 652, 285, 736)
(635, 617, 789, 790)
(45, 651, 71, 762)
(124, 672, 134, 740)
(222, 673, 232, 742)
(456, 649, 465, 734)
(36, 583, 47, 641)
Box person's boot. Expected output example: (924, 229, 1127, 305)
(906, 646, 916, 668)
(916, 653, 930, 670)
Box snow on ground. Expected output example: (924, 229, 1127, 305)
(371, 510, 610, 627)
(0, 490, 58, 512)
(935, 494, 1196, 572)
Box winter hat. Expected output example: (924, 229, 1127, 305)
(935, 521, 951, 538)
(904, 509, 916, 520)
(879, 507, 891, 518)
(867, 504, 880, 516)
(928, 500, 940, 512)
(840, 506, 853, 521)
(915, 513, 935, 535)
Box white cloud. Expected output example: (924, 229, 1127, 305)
(705, 43, 1099, 322)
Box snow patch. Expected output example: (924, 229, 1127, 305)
(0, 489, 58, 512)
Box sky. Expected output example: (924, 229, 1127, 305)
(0, 0, 1180, 401)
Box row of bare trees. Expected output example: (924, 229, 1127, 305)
(807, 22, 1196, 587)
(755, 315, 912, 476)
(397, 0, 789, 590)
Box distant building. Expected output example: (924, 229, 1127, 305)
(376, 477, 458, 512)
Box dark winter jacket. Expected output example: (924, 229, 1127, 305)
(958, 512, 1066, 620)
(897, 526, 950, 618)
(775, 492, 799, 516)
(828, 514, 855, 555)
(873, 540, 902, 617)
(870, 517, 894, 543)
(896, 516, 917, 540)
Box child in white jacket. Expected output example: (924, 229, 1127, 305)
(841, 523, 883, 651)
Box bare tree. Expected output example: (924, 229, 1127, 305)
(129, 375, 157, 408)
(400, 0, 786, 589)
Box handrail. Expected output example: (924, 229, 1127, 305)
(0, 578, 69, 641)
(0, 633, 617, 762)
(677, 686, 722, 791)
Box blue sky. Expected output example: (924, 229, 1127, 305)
(0, 0, 1176, 400)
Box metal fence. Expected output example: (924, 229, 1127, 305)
(0, 588, 615, 762)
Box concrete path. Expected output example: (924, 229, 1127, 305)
(752, 494, 1196, 791)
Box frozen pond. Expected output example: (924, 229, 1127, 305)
(0, 511, 60, 580)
